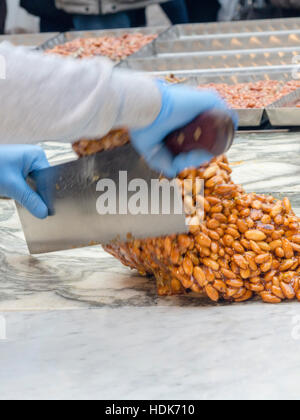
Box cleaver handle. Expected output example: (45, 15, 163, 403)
(164, 109, 235, 157)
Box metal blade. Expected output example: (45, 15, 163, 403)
(16, 144, 188, 254)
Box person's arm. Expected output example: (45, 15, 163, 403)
(0, 42, 161, 144)
(0, 42, 236, 219)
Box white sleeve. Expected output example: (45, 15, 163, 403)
(0, 42, 161, 144)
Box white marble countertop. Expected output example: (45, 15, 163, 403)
(1, 132, 300, 400)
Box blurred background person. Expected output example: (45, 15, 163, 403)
(232, 0, 300, 20)
(69, 0, 136, 30)
(235, 0, 281, 19)
(53, 0, 188, 30)
(62, 0, 189, 30)
(219, 0, 239, 20)
(269, 0, 300, 17)
(0, 0, 6, 34)
(185, 0, 221, 22)
(158, 0, 189, 24)
(129, 0, 189, 27)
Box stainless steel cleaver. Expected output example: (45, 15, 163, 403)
(16, 110, 235, 254)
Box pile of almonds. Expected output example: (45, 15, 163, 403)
(197, 80, 300, 109)
(47, 33, 157, 61)
(101, 151, 300, 304)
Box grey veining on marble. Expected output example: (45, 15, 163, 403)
(0, 132, 300, 311)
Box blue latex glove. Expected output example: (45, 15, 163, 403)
(130, 82, 238, 178)
(0, 145, 49, 219)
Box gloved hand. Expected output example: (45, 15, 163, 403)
(130, 81, 238, 178)
(0, 145, 49, 219)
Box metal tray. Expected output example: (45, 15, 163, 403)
(266, 88, 300, 126)
(37, 26, 167, 52)
(156, 67, 300, 127)
(159, 17, 300, 39)
(154, 30, 300, 55)
(118, 48, 300, 72)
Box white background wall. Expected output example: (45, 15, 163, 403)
(6, 0, 39, 33)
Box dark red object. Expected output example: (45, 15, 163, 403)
(164, 109, 235, 157)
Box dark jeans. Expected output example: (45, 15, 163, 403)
(0, 0, 6, 34)
(128, 9, 147, 27)
(126, 0, 189, 28)
(20, 0, 73, 32)
(72, 11, 131, 30)
(185, 0, 220, 23)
